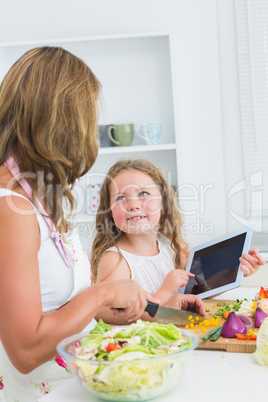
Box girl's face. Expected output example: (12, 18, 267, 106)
(110, 169, 163, 236)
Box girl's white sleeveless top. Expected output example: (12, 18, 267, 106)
(106, 233, 176, 294)
(0, 189, 96, 401)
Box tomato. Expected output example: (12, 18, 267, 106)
(106, 343, 122, 353)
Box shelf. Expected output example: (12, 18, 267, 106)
(0, 32, 170, 47)
(98, 143, 176, 155)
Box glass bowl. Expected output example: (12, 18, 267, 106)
(57, 328, 199, 401)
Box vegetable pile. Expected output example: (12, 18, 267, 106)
(67, 320, 194, 399)
(188, 287, 268, 343)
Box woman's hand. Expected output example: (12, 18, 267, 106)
(101, 280, 160, 322)
(162, 293, 206, 317)
(239, 248, 266, 276)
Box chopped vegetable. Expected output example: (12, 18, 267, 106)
(106, 343, 122, 353)
(213, 299, 246, 319)
(259, 287, 268, 299)
(221, 312, 247, 338)
(235, 333, 248, 340)
(224, 311, 231, 320)
(69, 320, 194, 397)
(210, 326, 222, 341)
(235, 314, 253, 327)
(255, 307, 268, 328)
(202, 325, 222, 342)
(235, 331, 257, 340)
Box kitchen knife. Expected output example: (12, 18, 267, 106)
(145, 302, 204, 326)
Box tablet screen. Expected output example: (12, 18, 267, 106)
(184, 232, 247, 295)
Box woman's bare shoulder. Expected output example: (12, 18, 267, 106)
(0, 195, 40, 249)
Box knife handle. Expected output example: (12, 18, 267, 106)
(145, 302, 159, 317)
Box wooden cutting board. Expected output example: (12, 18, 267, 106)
(181, 299, 257, 353)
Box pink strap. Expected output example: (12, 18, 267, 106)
(4, 156, 70, 267)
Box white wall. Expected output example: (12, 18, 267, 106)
(0, 0, 225, 245)
(1, 0, 267, 285)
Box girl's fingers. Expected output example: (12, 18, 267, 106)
(243, 251, 265, 266)
(187, 272, 195, 277)
(255, 253, 266, 265)
(239, 258, 252, 275)
(240, 264, 251, 276)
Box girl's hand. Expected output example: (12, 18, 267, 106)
(239, 248, 266, 276)
(103, 280, 160, 322)
(153, 269, 194, 304)
(163, 293, 206, 317)
(158, 269, 195, 299)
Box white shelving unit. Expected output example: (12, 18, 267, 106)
(0, 32, 179, 252)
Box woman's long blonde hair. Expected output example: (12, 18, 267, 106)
(91, 159, 189, 283)
(0, 46, 101, 232)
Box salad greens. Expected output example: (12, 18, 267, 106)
(71, 320, 194, 399)
(77, 319, 189, 361)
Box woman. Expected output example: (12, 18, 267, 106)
(0, 46, 205, 401)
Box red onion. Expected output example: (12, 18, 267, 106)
(221, 312, 247, 338)
(235, 314, 253, 327)
(255, 307, 268, 328)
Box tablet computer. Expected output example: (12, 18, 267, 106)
(179, 227, 253, 299)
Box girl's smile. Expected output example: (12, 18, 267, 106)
(110, 169, 163, 235)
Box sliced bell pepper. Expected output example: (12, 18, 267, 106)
(235, 333, 248, 340)
(235, 332, 257, 340)
(247, 332, 257, 340)
(259, 287, 268, 299)
(106, 343, 122, 353)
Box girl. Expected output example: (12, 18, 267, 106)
(91, 159, 265, 323)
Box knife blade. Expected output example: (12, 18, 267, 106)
(145, 302, 204, 326)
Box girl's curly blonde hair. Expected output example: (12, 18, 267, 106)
(0, 46, 101, 232)
(91, 158, 189, 283)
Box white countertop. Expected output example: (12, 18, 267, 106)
(38, 287, 267, 402)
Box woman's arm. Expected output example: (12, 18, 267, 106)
(0, 198, 157, 373)
(95, 251, 157, 324)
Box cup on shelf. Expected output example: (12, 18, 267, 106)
(136, 121, 162, 145)
(98, 125, 115, 147)
(107, 124, 134, 146)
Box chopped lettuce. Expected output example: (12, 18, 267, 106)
(115, 321, 182, 349)
(74, 320, 192, 399)
(253, 317, 268, 365)
(108, 343, 166, 361)
(84, 356, 175, 397)
(81, 319, 111, 349)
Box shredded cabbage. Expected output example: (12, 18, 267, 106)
(253, 317, 268, 365)
(80, 319, 112, 349)
(72, 320, 192, 399)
